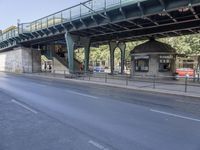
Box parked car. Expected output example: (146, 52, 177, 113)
(93, 66, 105, 73)
(175, 68, 194, 79)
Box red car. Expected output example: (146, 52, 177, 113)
(176, 68, 194, 78)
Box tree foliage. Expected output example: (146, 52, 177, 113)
(160, 34, 200, 55)
(75, 34, 200, 64)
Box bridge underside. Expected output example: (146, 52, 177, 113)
(1, 0, 200, 74)
(13, 0, 200, 47)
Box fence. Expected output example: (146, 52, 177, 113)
(37, 70, 200, 96)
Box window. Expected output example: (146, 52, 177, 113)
(159, 55, 173, 72)
(135, 56, 149, 72)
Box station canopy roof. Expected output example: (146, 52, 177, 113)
(130, 38, 176, 54)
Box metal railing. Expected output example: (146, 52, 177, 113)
(18, 0, 142, 33)
(0, 29, 18, 43)
(41, 71, 200, 95)
(0, 0, 143, 43)
(75, 73, 200, 94)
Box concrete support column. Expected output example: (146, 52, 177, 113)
(65, 32, 75, 73)
(82, 37, 91, 73)
(0, 47, 41, 73)
(109, 42, 118, 75)
(118, 42, 126, 74)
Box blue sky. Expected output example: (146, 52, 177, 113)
(0, 0, 84, 30)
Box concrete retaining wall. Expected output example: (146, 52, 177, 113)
(52, 57, 69, 74)
(0, 47, 41, 73)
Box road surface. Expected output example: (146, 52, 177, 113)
(0, 72, 200, 150)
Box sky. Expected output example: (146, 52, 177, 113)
(0, 0, 85, 30)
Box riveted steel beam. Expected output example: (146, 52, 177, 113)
(188, 3, 199, 19)
(137, 2, 144, 17)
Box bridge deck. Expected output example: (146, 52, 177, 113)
(0, 0, 200, 50)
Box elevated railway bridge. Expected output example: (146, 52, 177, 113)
(0, 0, 200, 74)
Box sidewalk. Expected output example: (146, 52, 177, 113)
(22, 72, 200, 99)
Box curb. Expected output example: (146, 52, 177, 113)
(22, 73, 200, 99)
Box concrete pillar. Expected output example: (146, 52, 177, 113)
(0, 47, 41, 73)
(65, 32, 75, 73)
(31, 49, 42, 73)
(118, 42, 126, 74)
(109, 42, 118, 75)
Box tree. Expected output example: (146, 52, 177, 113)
(160, 34, 200, 55)
(74, 34, 200, 67)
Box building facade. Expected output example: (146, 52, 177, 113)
(130, 39, 176, 77)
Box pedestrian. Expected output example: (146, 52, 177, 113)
(49, 64, 52, 71)
(44, 62, 47, 71)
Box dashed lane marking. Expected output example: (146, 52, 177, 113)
(150, 109, 200, 122)
(11, 99, 38, 114)
(66, 90, 99, 99)
(88, 140, 109, 150)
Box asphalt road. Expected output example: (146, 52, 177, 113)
(0, 72, 200, 150)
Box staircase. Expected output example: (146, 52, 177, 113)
(54, 52, 68, 67)
(52, 51, 83, 73)
(41, 55, 49, 62)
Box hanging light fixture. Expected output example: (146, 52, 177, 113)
(158, 9, 167, 16)
(178, 7, 189, 13)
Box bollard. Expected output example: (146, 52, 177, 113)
(64, 70, 66, 78)
(83, 74, 85, 80)
(153, 75, 156, 89)
(193, 70, 196, 82)
(126, 76, 128, 86)
(53, 70, 55, 77)
(89, 73, 91, 81)
(105, 74, 107, 83)
(185, 76, 188, 93)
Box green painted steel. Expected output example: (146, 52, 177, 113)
(1, 0, 200, 74)
(1, 0, 200, 50)
(84, 41, 91, 73)
(18, 0, 142, 33)
(65, 32, 75, 73)
(109, 42, 126, 74)
(118, 42, 126, 74)
(75, 36, 91, 73)
(109, 42, 118, 75)
(0, 0, 143, 44)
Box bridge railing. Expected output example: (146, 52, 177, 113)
(0, 0, 141, 43)
(18, 0, 141, 33)
(0, 29, 18, 43)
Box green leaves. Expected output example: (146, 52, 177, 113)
(160, 34, 200, 55)
(74, 34, 200, 65)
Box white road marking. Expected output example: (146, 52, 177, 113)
(39, 84, 48, 87)
(88, 140, 109, 150)
(150, 109, 200, 122)
(175, 99, 199, 105)
(66, 90, 99, 99)
(11, 99, 38, 114)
